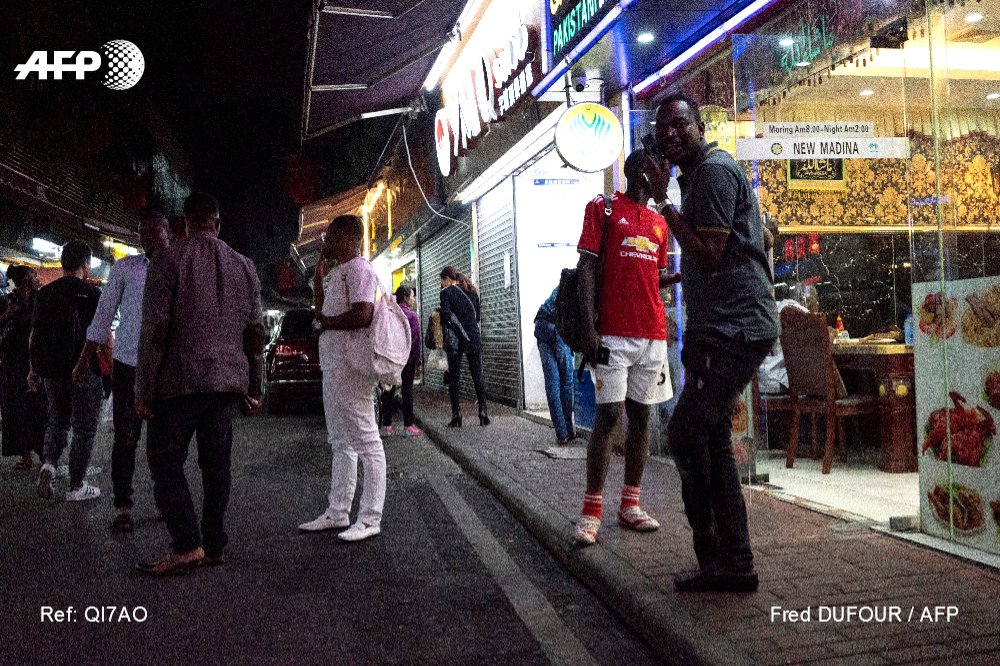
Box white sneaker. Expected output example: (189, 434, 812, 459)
(65, 481, 101, 502)
(37, 463, 56, 500)
(298, 512, 350, 532)
(338, 521, 380, 542)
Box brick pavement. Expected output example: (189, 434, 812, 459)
(414, 389, 1000, 665)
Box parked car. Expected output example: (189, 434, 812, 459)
(263, 308, 321, 413)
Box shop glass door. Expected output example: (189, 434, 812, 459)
(732, 0, 922, 523)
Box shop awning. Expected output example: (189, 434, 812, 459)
(302, 0, 469, 142)
(292, 184, 370, 271)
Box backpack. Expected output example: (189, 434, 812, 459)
(30, 280, 87, 379)
(345, 276, 412, 386)
(555, 195, 611, 354)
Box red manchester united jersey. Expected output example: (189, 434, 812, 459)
(577, 192, 669, 340)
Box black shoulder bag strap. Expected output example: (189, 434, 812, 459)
(578, 195, 612, 382)
(594, 194, 612, 327)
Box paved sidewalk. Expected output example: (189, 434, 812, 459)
(414, 389, 1000, 666)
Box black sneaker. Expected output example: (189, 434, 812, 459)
(674, 568, 759, 593)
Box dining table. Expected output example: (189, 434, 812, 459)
(831, 340, 917, 473)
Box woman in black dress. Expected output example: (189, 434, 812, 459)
(439, 266, 489, 427)
(0, 265, 46, 469)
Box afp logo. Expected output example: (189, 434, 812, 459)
(14, 40, 144, 90)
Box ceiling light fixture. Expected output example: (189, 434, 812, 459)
(779, 38, 794, 47)
(965, 12, 984, 23)
(637, 32, 656, 44)
(634, 0, 778, 94)
(987, 92, 1000, 100)
(860, 89, 875, 96)
(31, 238, 61, 256)
(796, 61, 811, 67)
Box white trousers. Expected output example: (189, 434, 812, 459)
(320, 340, 386, 526)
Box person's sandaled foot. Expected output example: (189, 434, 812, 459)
(137, 547, 204, 576)
(110, 511, 135, 533)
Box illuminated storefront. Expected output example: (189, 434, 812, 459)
(639, 0, 1000, 556)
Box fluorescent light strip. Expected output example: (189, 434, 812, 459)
(634, 0, 777, 94)
(532, 1, 634, 97)
(422, 0, 487, 91)
(423, 41, 457, 91)
(455, 103, 567, 204)
(321, 6, 394, 19)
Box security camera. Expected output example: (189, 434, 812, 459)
(571, 74, 587, 92)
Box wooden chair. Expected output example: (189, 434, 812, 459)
(751, 373, 793, 444)
(780, 308, 878, 474)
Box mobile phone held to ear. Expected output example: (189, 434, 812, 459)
(641, 134, 665, 164)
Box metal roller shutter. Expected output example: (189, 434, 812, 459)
(475, 179, 520, 407)
(418, 220, 473, 397)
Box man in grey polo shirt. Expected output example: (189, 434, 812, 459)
(654, 92, 779, 593)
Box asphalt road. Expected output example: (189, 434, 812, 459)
(0, 407, 659, 665)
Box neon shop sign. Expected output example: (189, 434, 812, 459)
(779, 15, 836, 75)
(435, 24, 538, 177)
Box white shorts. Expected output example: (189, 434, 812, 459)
(589, 336, 672, 405)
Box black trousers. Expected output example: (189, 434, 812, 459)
(667, 332, 774, 572)
(447, 349, 487, 417)
(147, 393, 235, 557)
(0, 368, 46, 458)
(380, 361, 416, 427)
(111, 360, 144, 509)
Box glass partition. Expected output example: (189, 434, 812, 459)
(724, 0, 999, 553)
(912, 0, 1000, 553)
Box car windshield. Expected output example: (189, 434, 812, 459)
(280, 311, 314, 337)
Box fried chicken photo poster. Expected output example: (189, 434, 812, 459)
(913, 277, 1000, 554)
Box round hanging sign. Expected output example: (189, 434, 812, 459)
(554, 103, 623, 173)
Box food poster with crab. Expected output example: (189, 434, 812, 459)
(913, 277, 1000, 554)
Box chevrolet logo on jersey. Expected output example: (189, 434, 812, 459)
(620, 236, 659, 262)
(621, 236, 658, 253)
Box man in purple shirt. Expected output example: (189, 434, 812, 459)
(135, 192, 264, 575)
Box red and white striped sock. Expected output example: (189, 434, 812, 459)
(620, 484, 641, 512)
(582, 492, 603, 521)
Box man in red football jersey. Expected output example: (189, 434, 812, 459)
(573, 149, 680, 546)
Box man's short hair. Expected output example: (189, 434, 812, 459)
(623, 150, 649, 187)
(184, 192, 220, 221)
(60, 239, 92, 273)
(6, 264, 35, 285)
(659, 91, 702, 124)
(328, 214, 364, 241)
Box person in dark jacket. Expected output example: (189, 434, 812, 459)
(29, 240, 104, 502)
(439, 266, 488, 427)
(534, 285, 576, 445)
(379, 284, 422, 438)
(0, 265, 46, 469)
